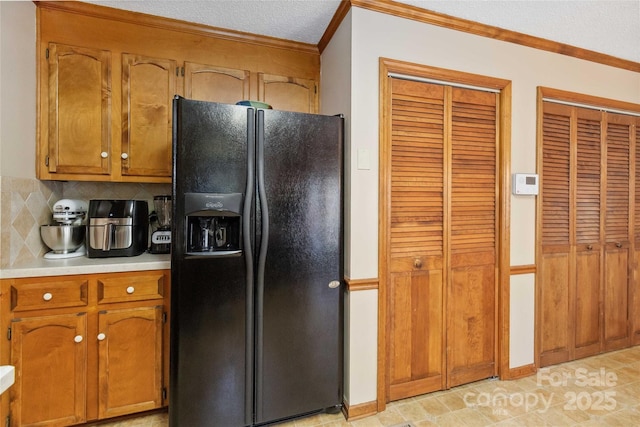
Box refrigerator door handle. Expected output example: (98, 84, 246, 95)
(255, 109, 269, 419)
(244, 108, 256, 426)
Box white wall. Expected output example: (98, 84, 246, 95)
(0, 1, 36, 179)
(322, 6, 640, 406)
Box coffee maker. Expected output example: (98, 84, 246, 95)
(150, 195, 171, 254)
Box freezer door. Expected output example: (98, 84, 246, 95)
(255, 109, 344, 424)
(170, 98, 255, 427)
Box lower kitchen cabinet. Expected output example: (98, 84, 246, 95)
(0, 270, 170, 427)
(97, 306, 163, 419)
(11, 313, 87, 426)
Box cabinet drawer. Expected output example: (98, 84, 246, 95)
(11, 279, 88, 312)
(97, 273, 165, 304)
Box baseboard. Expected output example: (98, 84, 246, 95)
(502, 363, 537, 380)
(342, 399, 378, 421)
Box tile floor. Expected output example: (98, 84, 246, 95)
(99, 345, 640, 426)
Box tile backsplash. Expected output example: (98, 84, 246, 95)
(0, 176, 170, 268)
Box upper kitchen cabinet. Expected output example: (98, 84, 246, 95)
(36, 1, 320, 183)
(121, 54, 176, 178)
(184, 62, 250, 104)
(258, 73, 318, 113)
(46, 43, 112, 177)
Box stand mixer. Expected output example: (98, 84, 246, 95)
(150, 195, 171, 254)
(40, 199, 88, 259)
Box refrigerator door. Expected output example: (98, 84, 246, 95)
(255, 109, 344, 424)
(171, 98, 255, 426)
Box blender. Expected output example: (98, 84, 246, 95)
(150, 195, 171, 254)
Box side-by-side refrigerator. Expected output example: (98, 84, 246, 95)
(170, 97, 344, 426)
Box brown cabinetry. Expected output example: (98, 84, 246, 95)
(36, 2, 320, 183)
(45, 43, 111, 177)
(1, 270, 170, 427)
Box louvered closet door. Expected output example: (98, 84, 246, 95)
(386, 78, 498, 400)
(387, 78, 445, 401)
(574, 108, 602, 359)
(446, 87, 497, 387)
(540, 102, 636, 365)
(539, 102, 573, 366)
(633, 117, 640, 345)
(603, 113, 632, 351)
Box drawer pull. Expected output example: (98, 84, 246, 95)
(616, 242, 623, 248)
(97, 333, 106, 341)
(74, 335, 83, 343)
(414, 259, 423, 269)
(43, 292, 53, 301)
(126, 286, 135, 294)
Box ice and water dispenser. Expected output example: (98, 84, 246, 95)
(184, 193, 242, 256)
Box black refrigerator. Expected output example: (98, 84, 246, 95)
(170, 97, 344, 426)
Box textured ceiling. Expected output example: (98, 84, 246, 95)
(84, 0, 640, 63)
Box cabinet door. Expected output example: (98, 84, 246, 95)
(97, 306, 163, 419)
(121, 54, 176, 178)
(257, 73, 317, 113)
(47, 43, 111, 175)
(10, 313, 87, 427)
(184, 62, 250, 103)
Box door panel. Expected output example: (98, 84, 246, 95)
(171, 99, 251, 427)
(48, 43, 111, 175)
(447, 88, 497, 386)
(11, 314, 87, 427)
(387, 78, 445, 400)
(122, 54, 175, 177)
(447, 262, 495, 387)
(575, 251, 601, 358)
(388, 270, 444, 400)
(603, 114, 632, 351)
(184, 62, 250, 103)
(574, 109, 602, 359)
(539, 252, 572, 366)
(258, 73, 317, 113)
(98, 306, 163, 419)
(258, 110, 343, 424)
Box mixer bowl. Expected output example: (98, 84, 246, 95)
(40, 224, 85, 254)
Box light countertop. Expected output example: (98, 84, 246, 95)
(0, 253, 171, 279)
(0, 365, 14, 395)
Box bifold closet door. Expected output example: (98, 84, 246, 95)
(539, 102, 635, 366)
(446, 88, 497, 388)
(386, 78, 497, 400)
(387, 78, 445, 401)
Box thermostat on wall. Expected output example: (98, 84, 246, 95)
(512, 173, 539, 195)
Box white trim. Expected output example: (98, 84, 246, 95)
(542, 97, 640, 117)
(387, 72, 501, 93)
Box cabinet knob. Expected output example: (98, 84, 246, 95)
(126, 286, 135, 294)
(101, 151, 108, 158)
(586, 245, 593, 250)
(74, 335, 83, 343)
(42, 292, 53, 301)
(414, 258, 423, 269)
(616, 242, 623, 248)
(121, 153, 129, 160)
(97, 333, 106, 341)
